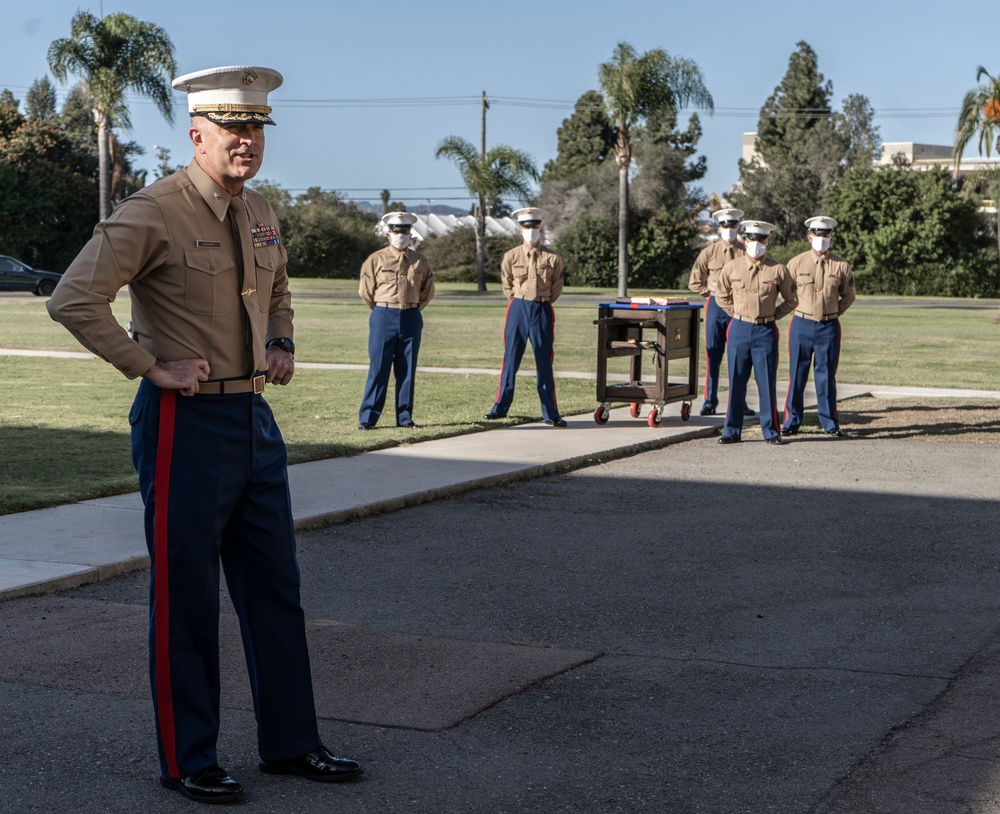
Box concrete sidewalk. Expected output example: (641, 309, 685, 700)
(1, 381, 996, 602)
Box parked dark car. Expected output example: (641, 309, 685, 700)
(0, 255, 63, 296)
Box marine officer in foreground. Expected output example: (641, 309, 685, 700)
(484, 207, 567, 426)
(688, 206, 754, 418)
(47, 65, 362, 804)
(358, 211, 435, 429)
(714, 220, 797, 445)
(782, 215, 856, 437)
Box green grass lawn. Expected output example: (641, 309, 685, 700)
(1, 281, 998, 515)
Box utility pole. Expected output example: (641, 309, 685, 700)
(475, 91, 490, 291)
(481, 90, 488, 160)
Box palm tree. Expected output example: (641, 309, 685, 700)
(435, 136, 539, 292)
(954, 65, 1000, 301)
(48, 11, 176, 220)
(598, 42, 713, 296)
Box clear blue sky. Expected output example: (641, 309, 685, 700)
(4, 0, 995, 212)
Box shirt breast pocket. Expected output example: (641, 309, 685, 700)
(184, 248, 235, 316)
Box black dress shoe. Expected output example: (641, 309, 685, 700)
(717, 435, 740, 445)
(358, 423, 375, 431)
(160, 764, 244, 804)
(766, 436, 785, 445)
(544, 418, 568, 427)
(483, 412, 503, 420)
(699, 404, 716, 416)
(780, 426, 799, 436)
(825, 428, 846, 437)
(744, 407, 757, 417)
(260, 747, 364, 783)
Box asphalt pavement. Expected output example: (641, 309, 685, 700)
(2, 383, 1000, 813)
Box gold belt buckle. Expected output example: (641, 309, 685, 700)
(252, 374, 266, 394)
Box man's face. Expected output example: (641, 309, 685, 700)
(190, 117, 265, 193)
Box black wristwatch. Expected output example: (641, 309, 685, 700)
(266, 337, 295, 356)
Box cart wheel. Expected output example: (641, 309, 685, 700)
(680, 402, 691, 421)
(647, 408, 661, 428)
(593, 406, 610, 425)
(629, 402, 640, 418)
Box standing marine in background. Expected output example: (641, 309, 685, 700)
(484, 207, 567, 427)
(714, 220, 797, 445)
(358, 211, 435, 430)
(781, 216, 856, 437)
(689, 207, 754, 418)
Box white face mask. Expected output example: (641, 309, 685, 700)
(745, 240, 767, 259)
(389, 232, 411, 250)
(719, 227, 738, 243)
(522, 228, 541, 245)
(810, 235, 831, 254)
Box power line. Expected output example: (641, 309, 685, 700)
(0, 83, 962, 119)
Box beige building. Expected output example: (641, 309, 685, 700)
(739, 133, 1000, 212)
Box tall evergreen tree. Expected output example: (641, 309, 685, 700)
(25, 78, 59, 125)
(731, 41, 879, 244)
(541, 90, 614, 182)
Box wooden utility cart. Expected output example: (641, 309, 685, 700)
(592, 301, 702, 427)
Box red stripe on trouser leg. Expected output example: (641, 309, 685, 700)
(153, 388, 179, 778)
(494, 298, 514, 404)
(547, 302, 558, 412)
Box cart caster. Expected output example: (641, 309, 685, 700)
(647, 408, 661, 428)
(629, 402, 640, 418)
(680, 401, 691, 421)
(593, 406, 610, 425)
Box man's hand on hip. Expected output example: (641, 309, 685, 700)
(144, 359, 211, 396)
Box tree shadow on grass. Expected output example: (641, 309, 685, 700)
(838, 400, 1000, 442)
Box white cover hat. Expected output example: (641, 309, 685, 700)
(805, 216, 838, 232)
(712, 208, 744, 223)
(381, 212, 418, 226)
(740, 220, 777, 238)
(512, 207, 547, 224)
(172, 65, 283, 125)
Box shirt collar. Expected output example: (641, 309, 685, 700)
(186, 159, 237, 222)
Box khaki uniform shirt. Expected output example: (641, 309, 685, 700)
(47, 160, 291, 381)
(501, 243, 564, 302)
(715, 255, 797, 322)
(787, 250, 856, 321)
(688, 238, 744, 298)
(358, 245, 435, 310)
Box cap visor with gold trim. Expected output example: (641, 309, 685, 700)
(172, 65, 282, 126)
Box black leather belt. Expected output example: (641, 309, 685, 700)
(734, 315, 775, 324)
(196, 374, 266, 395)
(794, 311, 839, 322)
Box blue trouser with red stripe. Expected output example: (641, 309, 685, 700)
(722, 320, 781, 441)
(359, 305, 423, 426)
(490, 297, 560, 421)
(783, 316, 842, 432)
(702, 296, 731, 411)
(130, 379, 321, 779)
